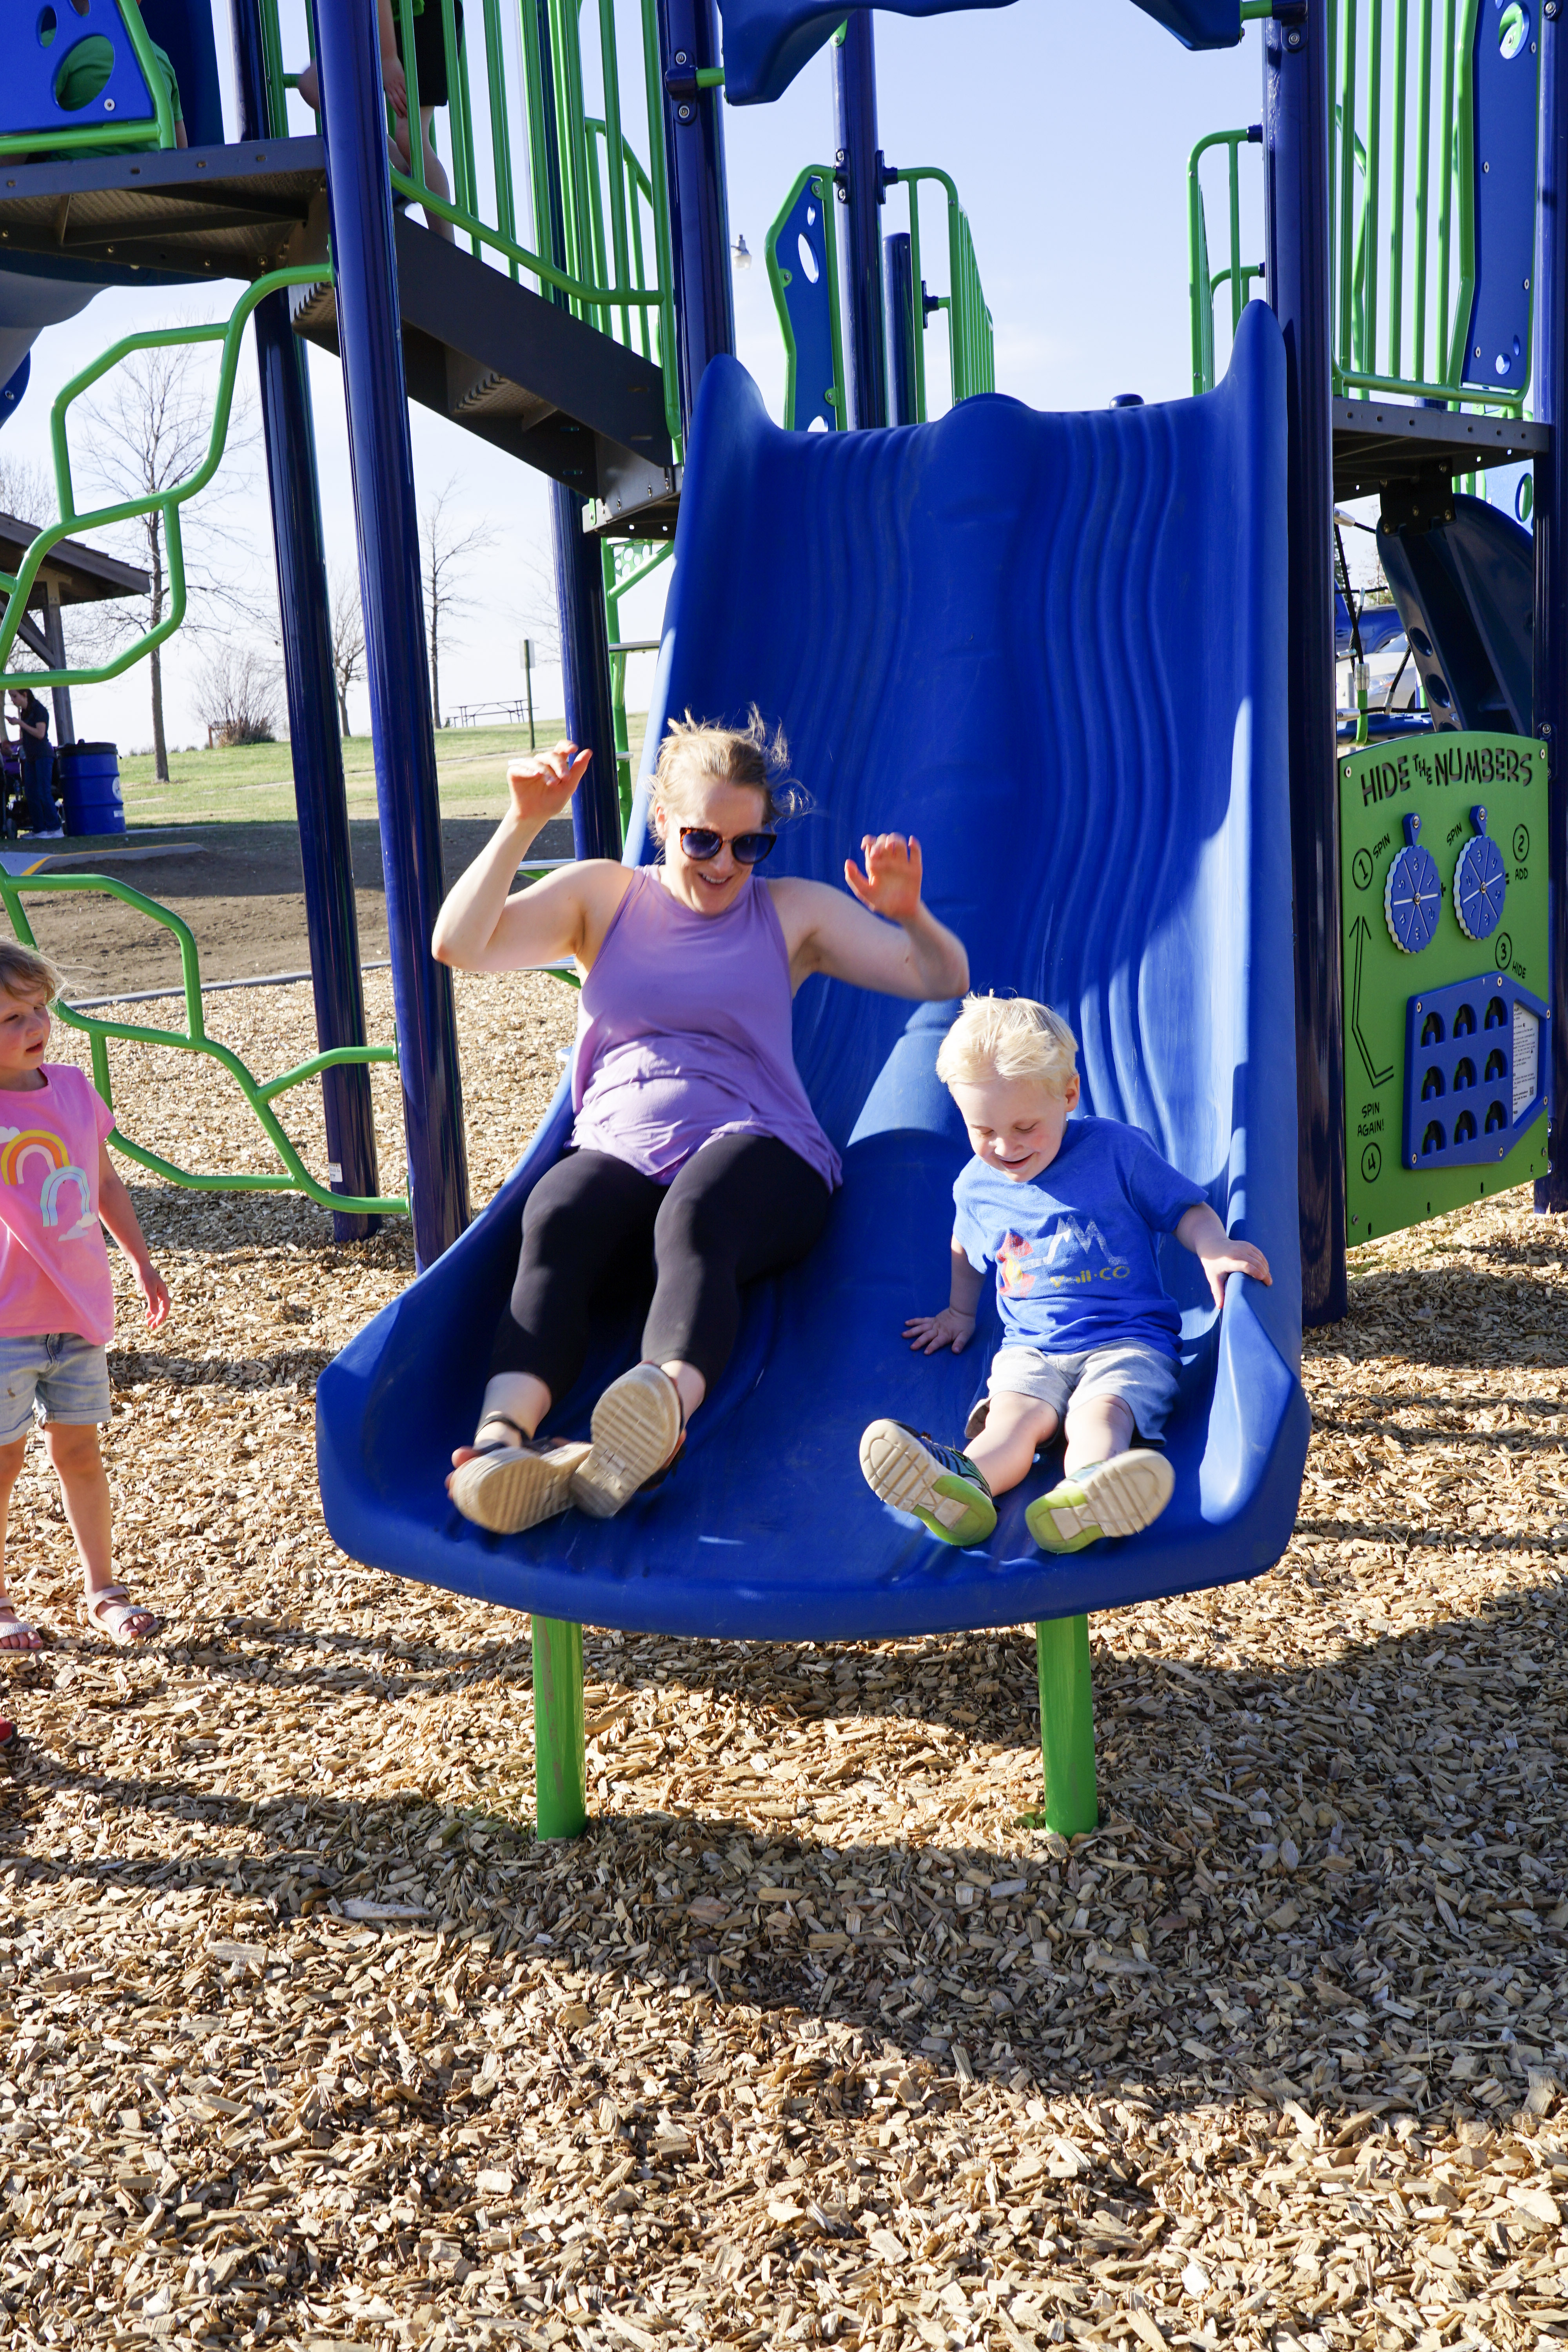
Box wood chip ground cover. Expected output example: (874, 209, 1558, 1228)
(0, 968, 1565, 2351)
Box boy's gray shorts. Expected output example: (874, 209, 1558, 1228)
(986, 1340, 1181, 1439)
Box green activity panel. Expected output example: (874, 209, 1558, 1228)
(1339, 732, 1551, 1245)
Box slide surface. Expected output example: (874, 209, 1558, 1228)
(318, 301, 1310, 1642)
(1377, 494, 1534, 737)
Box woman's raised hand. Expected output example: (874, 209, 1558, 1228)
(507, 742, 592, 827)
(844, 832, 923, 924)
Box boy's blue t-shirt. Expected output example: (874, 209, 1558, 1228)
(952, 1115, 1206, 1359)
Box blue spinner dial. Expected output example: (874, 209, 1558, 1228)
(1384, 811, 1442, 954)
(1452, 803, 1507, 942)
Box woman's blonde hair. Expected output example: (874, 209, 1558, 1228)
(936, 994, 1079, 1097)
(0, 940, 64, 1005)
(649, 706, 808, 839)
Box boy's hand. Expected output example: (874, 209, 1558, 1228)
(845, 833, 923, 924)
(904, 1305, 976, 1355)
(137, 1262, 171, 1332)
(1196, 1237, 1271, 1310)
(382, 54, 409, 117)
(507, 742, 592, 828)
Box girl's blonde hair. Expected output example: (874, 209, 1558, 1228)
(936, 994, 1079, 1097)
(0, 940, 64, 1005)
(649, 706, 809, 839)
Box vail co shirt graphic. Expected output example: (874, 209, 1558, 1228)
(998, 1219, 1131, 1296)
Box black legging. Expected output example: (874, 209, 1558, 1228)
(490, 1131, 833, 1401)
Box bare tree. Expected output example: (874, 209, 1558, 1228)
(419, 476, 495, 730)
(74, 338, 256, 782)
(0, 456, 53, 527)
(330, 563, 366, 736)
(191, 639, 281, 746)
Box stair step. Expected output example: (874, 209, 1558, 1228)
(0, 137, 328, 285)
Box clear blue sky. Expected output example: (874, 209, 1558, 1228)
(1, 3, 1267, 757)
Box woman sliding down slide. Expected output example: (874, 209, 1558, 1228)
(430, 712, 970, 1533)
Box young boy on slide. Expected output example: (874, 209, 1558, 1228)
(860, 996, 1270, 1553)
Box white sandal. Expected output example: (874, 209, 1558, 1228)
(569, 1365, 684, 1521)
(449, 1417, 591, 1536)
(84, 1584, 161, 1645)
(0, 1602, 41, 1653)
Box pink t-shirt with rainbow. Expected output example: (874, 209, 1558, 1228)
(0, 1064, 116, 1346)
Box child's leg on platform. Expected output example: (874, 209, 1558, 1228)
(966, 1390, 1060, 1497)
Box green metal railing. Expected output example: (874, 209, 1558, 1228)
(904, 168, 996, 410)
(267, 0, 681, 453)
(603, 538, 672, 827)
(0, 0, 176, 162)
(1190, 0, 1532, 409)
(0, 875, 407, 1216)
(766, 162, 994, 429)
(0, 265, 324, 692)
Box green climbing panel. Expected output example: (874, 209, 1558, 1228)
(1339, 731, 1550, 1245)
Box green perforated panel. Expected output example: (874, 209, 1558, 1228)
(1339, 731, 1550, 1244)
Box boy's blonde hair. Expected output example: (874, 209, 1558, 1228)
(0, 940, 64, 1006)
(650, 706, 809, 838)
(936, 994, 1079, 1097)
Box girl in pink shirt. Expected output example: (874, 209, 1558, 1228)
(0, 942, 169, 1652)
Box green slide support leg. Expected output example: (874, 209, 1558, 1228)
(1035, 1614, 1098, 1837)
(533, 1618, 586, 1841)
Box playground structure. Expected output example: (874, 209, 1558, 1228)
(0, 0, 1564, 1846)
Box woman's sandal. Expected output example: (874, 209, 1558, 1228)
(449, 1414, 592, 1537)
(569, 1365, 686, 1521)
(0, 1602, 42, 1653)
(84, 1585, 162, 1646)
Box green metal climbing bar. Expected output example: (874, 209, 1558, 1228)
(0, 265, 328, 693)
(0, 874, 406, 1218)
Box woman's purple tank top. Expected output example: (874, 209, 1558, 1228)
(570, 867, 842, 1189)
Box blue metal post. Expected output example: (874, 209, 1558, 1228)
(1264, 0, 1345, 1324)
(655, 0, 736, 439)
(529, 0, 622, 858)
(230, 0, 383, 1245)
(886, 229, 918, 425)
(1535, 0, 1568, 1215)
(834, 14, 889, 430)
(314, 0, 469, 1269)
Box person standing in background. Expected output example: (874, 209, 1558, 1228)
(5, 690, 59, 841)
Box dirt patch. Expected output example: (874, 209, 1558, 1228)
(8, 815, 578, 1000)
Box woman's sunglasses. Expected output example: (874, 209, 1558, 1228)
(678, 824, 777, 866)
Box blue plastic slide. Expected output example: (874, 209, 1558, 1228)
(318, 300, 1309, 1643)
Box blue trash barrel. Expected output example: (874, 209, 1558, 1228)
(56, 743, 125, 837)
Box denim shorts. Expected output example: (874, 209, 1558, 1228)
(986, 1339, 1181, 1440)
(0, 1332, 111, 1445)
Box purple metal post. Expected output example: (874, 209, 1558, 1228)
(886, 229, 918, 425)
(1535, 0, 1568, 1214)
(230, 0, 383, 1243)
(531, 0, 622, 857)
(834, 13, 888, 430)
(1263, 0, 1344, 1323)
(314, 0, 470, 1267)
(655, 0, 736, 438)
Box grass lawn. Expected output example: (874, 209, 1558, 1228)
(114, 715, 650, 830)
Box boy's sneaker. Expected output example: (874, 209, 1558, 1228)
(859, 1420, 997, 1546)
(1025, 1450, 1174, 1553)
